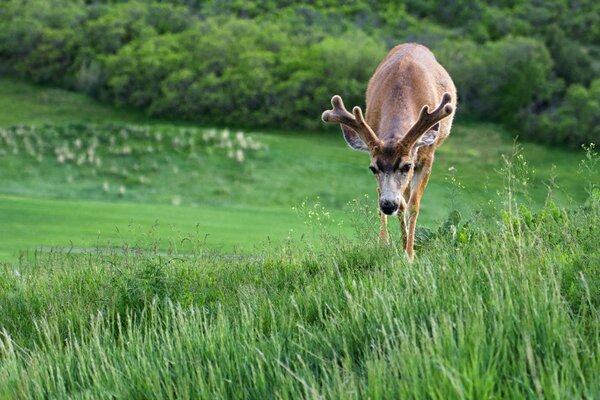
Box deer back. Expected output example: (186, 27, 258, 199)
(365, 43, 457, 150)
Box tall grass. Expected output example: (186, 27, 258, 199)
(1, 151, 599, 399)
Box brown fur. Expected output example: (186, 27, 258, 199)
(366, 43, 456, 154)
(322, 43, 457, 260)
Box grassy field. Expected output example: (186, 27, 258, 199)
(1, 191, 599, 398)
(1, 77, 600, 398)
(0, 194, 320, 260)
(0, 78, 596, 260)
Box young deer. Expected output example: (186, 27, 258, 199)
(322, 43, 456, 260)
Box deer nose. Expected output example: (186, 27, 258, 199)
(380, 199, 399, 215)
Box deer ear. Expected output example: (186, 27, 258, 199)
(341, 125, 369, 152)
(415, 131, 437, 148)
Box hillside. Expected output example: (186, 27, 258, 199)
(1, 160, 599, 398)
(0, 78, 597, 260)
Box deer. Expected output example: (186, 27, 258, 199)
(321, 43, 457, 260)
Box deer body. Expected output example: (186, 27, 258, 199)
(322, 43, 456, 260)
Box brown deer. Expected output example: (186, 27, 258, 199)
(322, 43, 456, 260)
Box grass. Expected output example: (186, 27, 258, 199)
(0, 78, 597, 260)
(1, 186, 599, 398)
(1, 78, 600, 398)
(0, 78, 146, 126)
(0, 194, 321, 260)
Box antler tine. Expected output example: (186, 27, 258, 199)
(402, 92, 453, 147)
(322, 95, 382, 149)
(321, 95, 355, 126)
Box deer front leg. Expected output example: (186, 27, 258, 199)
(379, 211, 389, 244)
(398, 196, 408, 250)
(405, 165, 432, 261)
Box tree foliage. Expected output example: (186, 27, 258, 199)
(0, 0, 598, 145)
(533, 80, 600, 146)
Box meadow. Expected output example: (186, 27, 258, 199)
(1, 77, 600, 398)
(0, 78, 595, 260)
(1, 164, 599, 398)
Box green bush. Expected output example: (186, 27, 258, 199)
(271, 31, 386, 129)
(532, 80, 600, 146)
(544, 26, 597, 86)
(436, 37, 557, 125)
(0, 0, 598, 145)
(104, 34, 187, 108)
(98, 14, 384, 128)
(0, 0, 85, 84)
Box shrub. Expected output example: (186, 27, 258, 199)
(435, 36, 557, 125)
(0, 0, 85, 84)
(544, 26, 597, 86)
(272, 30, 386, 129)
(531, 80, 600, 147)
(1, 0, 598, 146)
(104, 34, 187, 108)
(100, 14, 384, 129)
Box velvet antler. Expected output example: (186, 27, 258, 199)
(322, 95, 383, 150)
(400, 92, 453, 148)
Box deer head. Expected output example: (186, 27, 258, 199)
(322, 93, 453, 215)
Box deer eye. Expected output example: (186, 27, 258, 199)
(399, 163, 412, 174)
(369, 165, 378, 175)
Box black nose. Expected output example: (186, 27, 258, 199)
(380, 199, 398, 215)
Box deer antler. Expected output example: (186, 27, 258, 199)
(401, 92, 453, 148)
(322, 95, 383, 150)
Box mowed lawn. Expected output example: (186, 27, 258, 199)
(0, 194, 324, 260)
(0, 78, 596, 260)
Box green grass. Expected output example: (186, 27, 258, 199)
(0, 78, 597, 261)
(0, 78, 146, 126)
(1, 79, 600, 398)
(0, 194, 324, 260)
(1, 193, 599, 398)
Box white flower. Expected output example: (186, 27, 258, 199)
(202, 129, 217, 142)
(87, 148, 95, 163)
(235, 149, 244, 163)
(236, 131, 247, 149)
